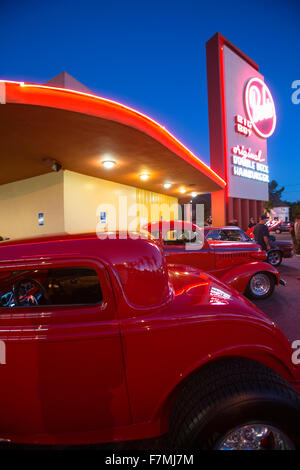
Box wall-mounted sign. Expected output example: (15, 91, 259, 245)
(244, 78, 276, 138)
(38, 213, 44, 226)
(100, 211, 106, 224)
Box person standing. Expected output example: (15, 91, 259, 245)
(253, 214, 271, 251)
(228, 219, 239, 227)
(292, 214, 300, 256)
(248, 217, 256, 229)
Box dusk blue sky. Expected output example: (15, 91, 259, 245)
(1, 0, 299, 201)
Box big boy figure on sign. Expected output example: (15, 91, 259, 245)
(245, 78, 276, 138)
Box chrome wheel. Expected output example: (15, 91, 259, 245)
(216, 423, 294, 450)
(268, 250, 282, 266)
(249, 273, 271, 297)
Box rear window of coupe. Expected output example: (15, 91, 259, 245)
(0, 267, 103, 308)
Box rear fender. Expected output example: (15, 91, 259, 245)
(219, 261, 280, 293)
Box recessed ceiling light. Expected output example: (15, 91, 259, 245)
(140, 173, 150, 181)
(164, 182, 172, 189)
(179, 188, 186, 194)
(102, 160, 116, 169)
(191, 192, 198, 198)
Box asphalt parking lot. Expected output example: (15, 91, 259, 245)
(252, 233, 300, 343)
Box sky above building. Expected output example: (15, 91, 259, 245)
(1, 0, 299, 201)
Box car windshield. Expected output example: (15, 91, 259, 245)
(163, 229, 204, 247)
(206, 229, 250, 242)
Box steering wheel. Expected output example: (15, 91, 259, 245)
(14, 278, 50, 307)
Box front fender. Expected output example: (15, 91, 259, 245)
(218, 261, 280, 293)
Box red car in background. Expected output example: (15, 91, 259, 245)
(0, 232, 299, 449)
(245, 226, 294, 266)
(271, 222, 293, 234)
(145, 221, 283, 299)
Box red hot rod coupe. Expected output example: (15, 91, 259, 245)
(145, 221, 284, 299)
(0, 232, 299, 450)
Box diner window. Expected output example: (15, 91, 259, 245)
(0, 267, 103, 308)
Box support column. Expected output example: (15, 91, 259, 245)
(227, 197, 234, 224)
(233, 198, 242, 226)
(241, 198, 250, 231)
(249, 199, 258, 224)
(257, 200, 264, 218)
(211, 189, 226, 226)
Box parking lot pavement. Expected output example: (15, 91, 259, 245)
(252, 234, 300, 342)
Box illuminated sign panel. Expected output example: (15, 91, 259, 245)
(244, 78, 276, 138)
(223, 45, 275, 200)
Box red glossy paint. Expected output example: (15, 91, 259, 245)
(145, 221, 281, 294)
(214, 225, 293, 262)
(0, 233, 298, 446)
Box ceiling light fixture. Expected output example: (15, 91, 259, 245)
(179, 188, 186, 194)
(164, 182, 172, 189)
(191, 192, 198, 198)
(140, 173, 150, 181)
(102, 160, 116, 169)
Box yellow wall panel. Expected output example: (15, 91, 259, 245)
(0, 170, 179, 239)
(136, 188, 178, 230)
(0, 172, 64, 240)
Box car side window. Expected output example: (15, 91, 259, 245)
(0, 267, 103, 308)
(241, 231, 252, 242)
(222, 230, 242, 242)
(163, 229, 203, 246)
(206, 229, 220, 241)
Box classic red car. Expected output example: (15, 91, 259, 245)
(0, 232, 299, 450)
(271, 222, 293, 234)
(206, 226, 294, 267)
(145, 221, 283, 299)
(245, 226, 294, 266)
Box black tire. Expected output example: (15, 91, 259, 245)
(267, 250, 283, 267)
(245, 272, 275, 300)
(169, 358, 300, 450)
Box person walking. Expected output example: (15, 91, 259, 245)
(253, 214, 271, 252)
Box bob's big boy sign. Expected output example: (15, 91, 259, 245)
(206, 33, 276, 203)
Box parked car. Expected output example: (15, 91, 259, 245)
(271, 222, 293, 234)
(0, 232, 299, 449)
(145, 221, 283, 299)
(245, 226, 294, 266)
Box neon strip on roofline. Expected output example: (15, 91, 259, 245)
(0, 79, 226, 187)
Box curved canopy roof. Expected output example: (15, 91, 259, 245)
(0, 80, 225, 198)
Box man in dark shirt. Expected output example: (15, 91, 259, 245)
(253, 214, 271, 251)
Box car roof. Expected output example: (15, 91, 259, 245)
(0, 231, 152, 247)
(0, 231, 170, 310)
